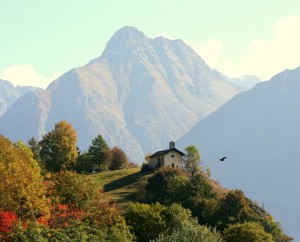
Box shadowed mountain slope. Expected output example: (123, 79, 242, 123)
(178, 66, 300, 240)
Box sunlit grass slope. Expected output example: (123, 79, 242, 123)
(88, 168, 152, 204)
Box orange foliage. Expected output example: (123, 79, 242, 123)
(38, 204, 84, 228)
(0, 211, 18, 234)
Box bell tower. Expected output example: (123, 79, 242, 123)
(169, 141, 175, 149)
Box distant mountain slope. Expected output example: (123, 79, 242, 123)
(0, 79, 39, 116)
(178, 66, 300, 240)
(0, 26, 241, 162)
(213, 70, 261, 90)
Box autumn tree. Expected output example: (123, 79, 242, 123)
(39, 121, 78, 172)
(184, 145, 201, 176)
(51, 171, 96, 210)
(87, 134, 111, 171)
(109, 146, 129, 170)
(0, 135, 49, 219)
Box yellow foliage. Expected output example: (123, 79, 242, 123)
(0, 135, 50, 219)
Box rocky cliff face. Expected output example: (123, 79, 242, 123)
(0, 26, 241, 162)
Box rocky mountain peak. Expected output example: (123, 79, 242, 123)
(101, 26, 149, 61)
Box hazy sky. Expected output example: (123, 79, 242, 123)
(1, 0, 299, 88)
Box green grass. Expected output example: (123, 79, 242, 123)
(88, 168, 152, 204)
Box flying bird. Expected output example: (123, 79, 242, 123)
(219, 157, 227, 161)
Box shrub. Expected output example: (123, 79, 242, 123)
(223, 222, 273, 242)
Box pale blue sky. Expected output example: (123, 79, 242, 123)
(1, 0, 300, 87)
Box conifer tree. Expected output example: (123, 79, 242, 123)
(87, 135, 111, 171)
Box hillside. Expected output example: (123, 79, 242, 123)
(178, 66, 300, 240)
(86, 166, 291, 241)
(88, 168, 151, 203)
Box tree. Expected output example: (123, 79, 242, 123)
(109, 146, 129, 170)
(28, 137, 41, 162)
(28, 137, 45, 172)
(145, 167, 186, 204)
(39, 121, 78, 172)
(223, 222, 273, 242)
(87, 135, 111, 171)
(50, 171, 96, 210)
(184, 145, 201, 175)
(0, 135, 49, 219)
(152, 224, 222, 242)
(125, 202, 218, 242)
(74, 151, 92, 173)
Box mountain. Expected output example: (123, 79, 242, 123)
(0, 79, 39, 116)
(213, 70, 261, 90)
(178, 66, 300, 240)
(0, 26, 241, 162)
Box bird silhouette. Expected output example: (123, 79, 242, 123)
(219, 157, 227, 161)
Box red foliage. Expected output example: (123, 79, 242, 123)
(0, 211, 18, 233)
(38, 204, 83, 228)
(36, 216, 49, 227)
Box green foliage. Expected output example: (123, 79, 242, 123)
(109, 146, 129, 170)
(50, 171, 96, 210)
(151, 224, 222, 242)
(27, 137, 43, 170)
(87, 134, 111, 172)
(213, 189, 252, 230)
(74, 151, 91, 173)
(145, 167, 185, 204)
(39, 121, 78, 172)
(223, 222, 273, 242)
(125, 202, 221, 242)
(213, 189, 291, 241)
(144, 168, 217, 213)
(125, 202, 165, 242)
(9, 220, 129, 242)
(184, 145, 201, 175)
(141, 162, 150, 172)
(186, 173, 217, 199)
(0, 135, 49, 219)
(142, 167, 290, 241)
(168, 172, 218, 225)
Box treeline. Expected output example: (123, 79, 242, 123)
(0, 121, 293, 241)
(28, 120, 137, 174)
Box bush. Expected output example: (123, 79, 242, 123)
(8, 221, 122, 242)
(125, 202, 205, 242)
(151, 224, 222, 242)
(141, 162, 150, 172)
(50, 171, 96, 210)
(223, 222, 273, 242)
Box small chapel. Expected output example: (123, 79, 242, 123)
(148, 141, 185, 169)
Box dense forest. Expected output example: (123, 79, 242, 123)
(0, 121, 293, 241)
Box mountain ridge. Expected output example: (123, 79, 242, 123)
(0, 26, 241, 162)
(0, 79, 40, 117)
